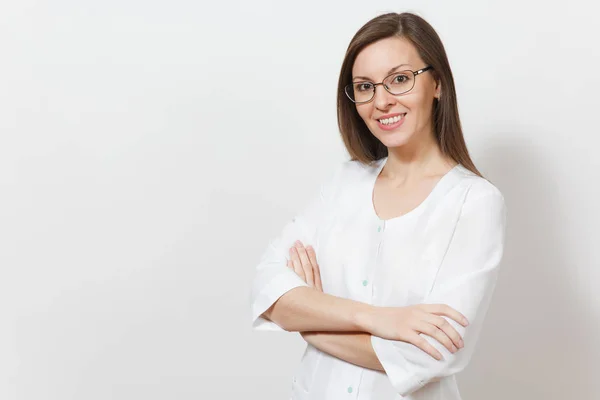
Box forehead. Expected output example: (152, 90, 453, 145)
(352, 36, 421, 78)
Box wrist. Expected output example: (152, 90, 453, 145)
(352, 302, 376, 333)
(300, 331, 319, 345)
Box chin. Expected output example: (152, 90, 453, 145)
(373, 130, 413, 148)
(381, 137, 412, 148)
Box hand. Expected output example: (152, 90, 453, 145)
(288, 241, 467, 360)
(287, 240, 323, 292)
(287, 241, 323, 344)
(361, 304, 469, 360)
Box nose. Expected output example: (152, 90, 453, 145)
(372, 83, 396, 110)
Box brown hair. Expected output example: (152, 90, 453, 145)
(337, 12, 482, 177)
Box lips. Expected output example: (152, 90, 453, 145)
(377, 113, 406, 125)
(376, 113, 406, 131)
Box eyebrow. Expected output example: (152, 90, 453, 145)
(353, 63, 412, 82)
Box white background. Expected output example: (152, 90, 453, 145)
(1, 0, 598, 399)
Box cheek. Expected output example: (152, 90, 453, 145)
(410, 92, 433, 113)
(355, 106, 372, 124)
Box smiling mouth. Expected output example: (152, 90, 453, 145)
(377, 113, 406, 125)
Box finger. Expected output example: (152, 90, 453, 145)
(314, 270, 323, 292)
(286, 260, 293, 269)
(426, 314, 464, 349)
(424, 304, 469, 327)
(415, 321, 458, 354)
(306, 246, 323, 292)
(408, 334, 443, 361)
(289, 247, 306, 281)
(295, 242, 315, 287)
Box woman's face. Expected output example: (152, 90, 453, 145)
(351, 36, 440, 149)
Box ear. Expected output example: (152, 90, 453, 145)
(434, 79, 442, 99)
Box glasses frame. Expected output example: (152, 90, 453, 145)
(345, 65, 434, 104)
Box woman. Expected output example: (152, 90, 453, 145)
(249, 12, 507, 400)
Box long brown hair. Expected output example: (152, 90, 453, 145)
(337, 12, 482, 177)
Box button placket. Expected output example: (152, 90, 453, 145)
(370, 220, 385, 300)
(377, 220, 385, 234)
(345, 367, 364, 397)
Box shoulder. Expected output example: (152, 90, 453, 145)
(334, 157, 383, 182)
(319, 158, 382, 203)
(452, 166, 506, 217)
(455, 166, 504, 202)
(318, 158, 368, 195)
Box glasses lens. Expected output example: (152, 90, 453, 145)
(347, 82, 374, 103)
(384, 71, 414, 95)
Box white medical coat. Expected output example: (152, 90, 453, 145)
(249, 156, 507, 400)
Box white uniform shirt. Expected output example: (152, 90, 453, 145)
(249, 156, 507, 400)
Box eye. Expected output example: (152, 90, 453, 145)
(392, 74, 410, 83)
(355, 82, 374, 92)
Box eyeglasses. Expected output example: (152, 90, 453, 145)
(344, 66, 434, 104)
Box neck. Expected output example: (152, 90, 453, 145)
(382, 131, 455, 183)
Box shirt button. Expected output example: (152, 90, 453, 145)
(377, 226, 381, 232)
(362, 280, 368, 286)
(347, 386, 353, 393)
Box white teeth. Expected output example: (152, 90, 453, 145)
(379, 114, 405, 125)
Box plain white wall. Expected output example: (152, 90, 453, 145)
(1, 0, 598, 399)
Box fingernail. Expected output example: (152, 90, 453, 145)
(459, 339, 464, 348)
(294, 240, 302, 246)
(452, 345, 458, 353)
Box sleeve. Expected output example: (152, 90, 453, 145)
(249, 162, 346, 332)
(370, 184, 508, 395)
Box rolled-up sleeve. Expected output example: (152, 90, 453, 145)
(371, 184, 508, 395)
(249, 162, 346, 332)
